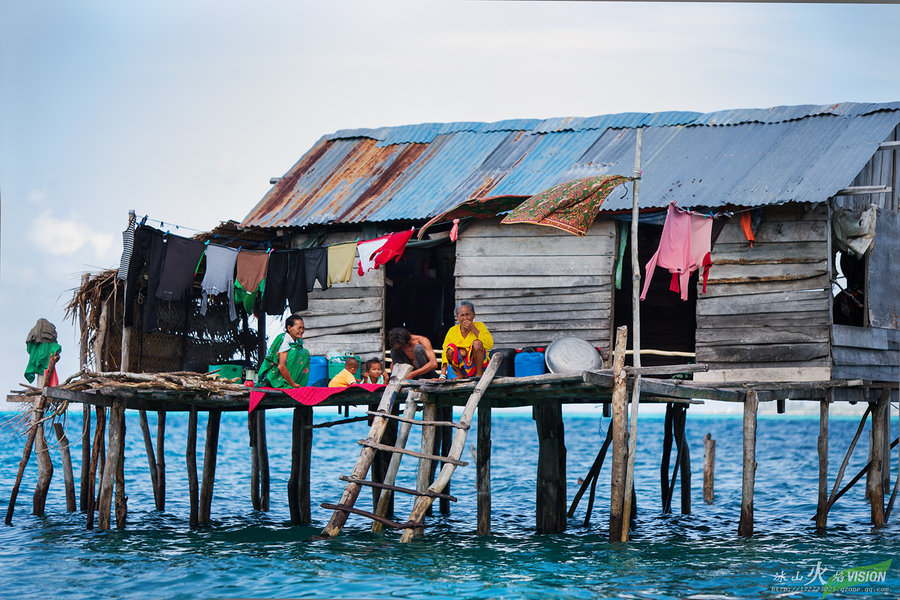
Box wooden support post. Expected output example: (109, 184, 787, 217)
(80, 405, 91, 512)
(868, 390, 887, 528)
(86, 405, 106, 530)
(289, 405, 313, 524)
(53, 422, 77, 512)
(609, 325, 629, 542)
(256, 410, 270, 512)
(156, 411, 166, 511)
(674, 406, 691, 515)
(569, 421, 614, 524)
(816, 395, 830, 531)
(477, 399, 492, 536)
(32, 399, 53, 517)
(371, 401, 401, 517)
(373, 391, 420, 532)
(187, 407, 199, 528)
(249, 411, 260, 510)
(438, 405, 453, 515)
(738, 390, 758, 537)
(199, 410, 222, 525)
(5, 396, 48, 525)
(139, 410, 161, 510)
(413, 399, 438, 536)
(98, 402, 124, 530)
(534, 400, 566, 534)
(661, 403, 674, 513)
(321, 363, 411, 539)
(115, 405, 127, 529)
(703, 433, 715, 504)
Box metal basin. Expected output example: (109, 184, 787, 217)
(544, 336, 604, 374)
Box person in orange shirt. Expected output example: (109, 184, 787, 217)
(328, 357, 359, 387)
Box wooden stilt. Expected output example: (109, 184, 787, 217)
(868, 390, 887, 528)
(53, 422, 77, 512)
(816, 394, 830, 530)
(98, 402, 124, 530)
(609, 325, 629, 542)
(156, 411, 166, 510)
(569, 420, 613, 525)
(660, 403, 674, 513)
(703, 433, 715, 504)
(249, 411, 260, 510)
(372, 401, 400, 517)
(199, 410, 222, 525)
(32, 400, 53, 517)
(80, 405, 91, 512)
(373, 391, 420, 532)
(534, 400, 566, 533)
(5, 396, 48, 525)
(187, 407, 199, 528)
(289, 405, 313, 524)
(439, 405, 453, 516)
(886, 396, 900, 521)
(115, 404, 127, 529)
(413, 399, 438, 536)
(139, 410, 161, 509)
(256, 410, 270, 512)
(477, 399, 491, 536)
(674, 406, 691, 515)
(738, 390, 758, 537)
(86, 405, 106, 530)
(321, 364, 411, 538)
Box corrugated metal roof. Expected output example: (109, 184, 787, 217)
(243, 102, 900, 228)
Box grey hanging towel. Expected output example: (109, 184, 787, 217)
(200, 244, 239, 320)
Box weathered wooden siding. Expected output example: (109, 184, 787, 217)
(832, 324, 899, 382)
(693, 203, 832, 383)
(291, 232, 385, 360)
(455, 219, 615, 354)
(866, 208, 900, 329)
(839, 124, 899, 211)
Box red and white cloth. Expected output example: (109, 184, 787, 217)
(356, 228, 415, 275)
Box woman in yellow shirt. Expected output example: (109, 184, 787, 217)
(440, 301, 493, 379)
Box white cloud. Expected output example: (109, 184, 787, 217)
(27, 188, 46, 204)
(27, 210, 117, 260)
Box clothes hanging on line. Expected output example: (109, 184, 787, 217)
(303, 247, 329, 292)
(124, 225, 167, 332)
(356, 228, 415, 275)
(262, 249, 308, 316)
(116, 213, 136, 281)
(356, 235, 390, 275)
(156, 235, 205, 302)
(200, 244, 239, 321)
(234, 250, 270, 315)
(640, 202, 713, 302)
(327, 241, 357, 285)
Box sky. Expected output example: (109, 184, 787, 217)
(1, 0, 899, 409)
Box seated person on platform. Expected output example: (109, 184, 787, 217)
(362, 358, 385, 384)
(440, 301, 493, 379)
(257, 315, 310, 388)
(388, 327, 438, 379)
(328, 357, 359, 388)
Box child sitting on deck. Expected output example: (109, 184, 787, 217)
(361, 358, 385, 384)
(328, 357, 359, 388)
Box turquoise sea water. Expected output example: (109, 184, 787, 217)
(2, 407, 899, 599)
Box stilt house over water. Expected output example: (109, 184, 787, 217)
(234, 102, 900, 399)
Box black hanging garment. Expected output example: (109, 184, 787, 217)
(156, 235, 206, 302)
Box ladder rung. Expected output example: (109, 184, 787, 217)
(339, 475, 458, 501)
(320, 503, 429, 529)
(357, 439, 468, 466)
(366, 411, 469, 430)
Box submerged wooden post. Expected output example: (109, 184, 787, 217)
(661, 404, 674, 512)
(86, 405, 106, 530)
(289, 405, 313, 524)
(703, 433, 715, 504)
(249, 411, 260, 510)
(5, 396, 48, 525)
(80, 405, 91, 512)
(98, 402, 124, 530)
(187, 407, 199, 528)
(674, 406, 691, 515)
(534, 399, 566, 534)
(115, 405, 127, 529)
(156, 411, 166, 510)
(32, 397, 53, 517)
(738, 390, 758, 537)
(199, 410, 222, 525)
(139, 410, 161, 509)
(53, 422, 77, 512)
(257, 411, 270, 512)
(609, 325, 629, 542)
(373, 391, 420, 532)
(477, 399, 492, 536)
(413, 399, 438, 537)
(815, 394, 830, 530)
(868, 390, 887, 528)
(438, 405, 453, 515)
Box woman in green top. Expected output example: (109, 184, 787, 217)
(257, 315, 310, 388)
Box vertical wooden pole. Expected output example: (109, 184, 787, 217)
(373, 391, 420, 532)
(534, 400, 566, 533)
(79, 273, 91, 514)
(289, 405, 313, 524)
(703, 433, 715, 504)
(738, 390, 758, 537)
(32, 396, 53, 517)
(187, 407, 199, 528)
(53, 422, 77, 512)
(816, 393, 830, 530)
(86, 405, 105, 530)
(609, 325, 628, 542)
(98, 402, 123, 530)
(477, 399, 492, 536)
(621, 127, 644, 543)
(869, 390, 887, 527)
(674, 406, 691, 515)
(156, 410, 166, 510)
(139, 410, 160, 509)
(249, 411, 260, 510)
(660, 403, 674, 513)
(257, 411, 270, 512)
(438, 405, 453, 515)
(413, 399, 438, 538)
(5, 396, 47, 525)
(114, 404, 127, 529)
(199, 410, 222, 525)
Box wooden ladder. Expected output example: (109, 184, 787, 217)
(320, 354, 502, 541)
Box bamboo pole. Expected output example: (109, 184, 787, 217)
(703, 433, 715, 504)
(621, 126, 643, 543)
(53, 422, 77, 512)
(401, 354, 502, 543)
(5, 396, 48, 525)
(373, 391, 420, 532)
(609, 326, 629, 542)
(187, 407, 199, 528)
(199, 410, 222, 525)
(86, 405, 106, 530)
(738, 390, 758, 537)
(815, 394, 830, 530)
(321, 363, 411, 539)
(477, 397, 491, 536)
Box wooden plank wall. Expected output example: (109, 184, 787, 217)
(291, 232, 385, 360)
(454, 219, 616, 355)
(839, 124, 899, 211)
(866, 208, 900, 329)
(693, 203, 832, 384)
(832, 324, 899, 382)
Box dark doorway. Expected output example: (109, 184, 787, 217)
(384, 243, 456, 350)
(614, 221, 697, 366)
